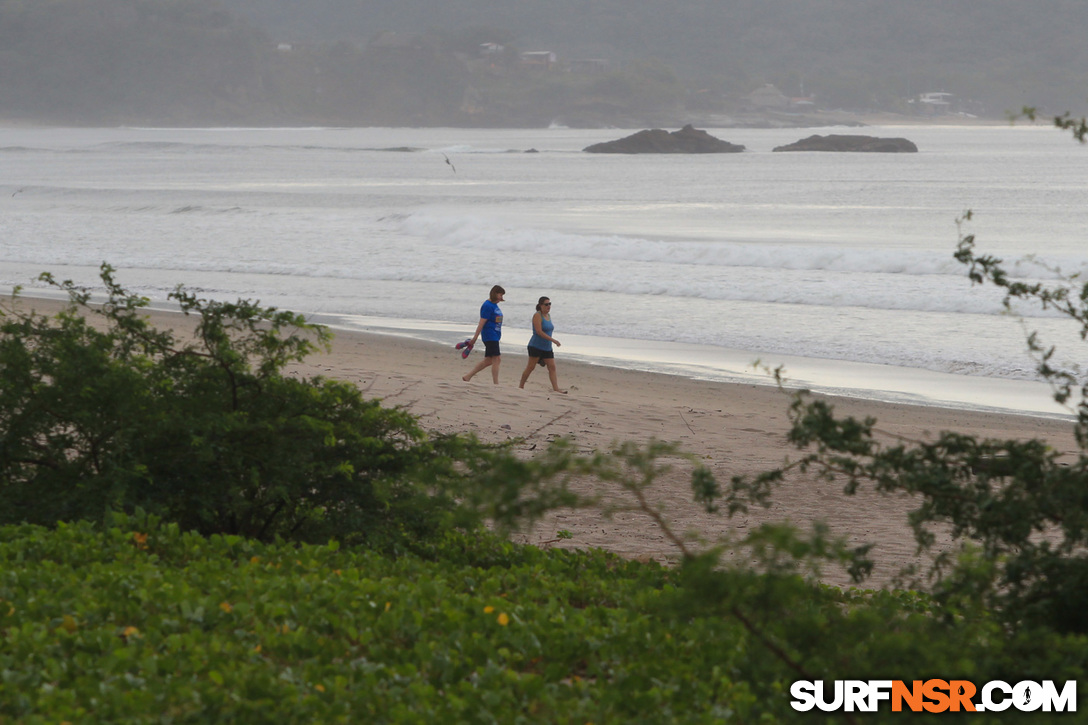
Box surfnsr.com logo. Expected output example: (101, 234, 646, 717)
(790, 680, 1077, 713)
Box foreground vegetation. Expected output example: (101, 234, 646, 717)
(2, 514, 1084, 723)
(5, 119, 1088, 721)
(2, 266, 1086, 723)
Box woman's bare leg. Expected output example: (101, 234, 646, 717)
(545, 359, 565, 393)
(519, 357, 540, 388)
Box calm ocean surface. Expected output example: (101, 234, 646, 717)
(2, 124, 1087, 414)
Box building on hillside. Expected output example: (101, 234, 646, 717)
(912, 92, 954, 114)
(788, 96, 817, 111)
(519, 51, 557, 69)
(746, 84, 790, 110)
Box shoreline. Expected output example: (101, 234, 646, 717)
(13, 287, 1064, 418)
(311, 312, 1071, 420)
(6, 293, 1080, 587)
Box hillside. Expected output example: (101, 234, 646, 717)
(220, 0, 1088, 116)
(2, 0, 1086, 126)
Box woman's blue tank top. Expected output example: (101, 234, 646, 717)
(529, 315, 554, 351)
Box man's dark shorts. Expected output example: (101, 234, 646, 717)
(483, 340, 501, 357)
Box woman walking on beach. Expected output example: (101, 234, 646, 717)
(519, 296, 566, 393)
(463, 285, 505, 384)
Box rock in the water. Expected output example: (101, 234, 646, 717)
(773, 134, 918, 152)
(584, 125, 745, 154)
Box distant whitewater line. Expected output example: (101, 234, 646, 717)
(397, 212, 1082, 279)
(4, 246, 1069, 322)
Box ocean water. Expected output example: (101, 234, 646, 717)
(2, 123, 1087, 414)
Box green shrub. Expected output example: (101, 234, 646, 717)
(3, 515, 1085, 723)
(0, 515, 762, 723)
(718, 116, 1088, 637)
(0, 266, 481, 549)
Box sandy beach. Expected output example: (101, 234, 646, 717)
(298, 327, 1076, 587)
(9, 296, 1079, 588)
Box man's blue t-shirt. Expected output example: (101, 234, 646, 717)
(480, 300, 503, 341)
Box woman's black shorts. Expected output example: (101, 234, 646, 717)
(527, 345, 554, 366)
(483, 340, 501, 357)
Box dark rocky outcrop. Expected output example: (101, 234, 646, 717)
(773, 134, 918, 152)
(583, 125, 745, 154)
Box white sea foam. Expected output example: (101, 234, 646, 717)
(394, 211, 1075, 318)
(399, 210, 1076, 277)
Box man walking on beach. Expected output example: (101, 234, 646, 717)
(463, 285, 505, 384)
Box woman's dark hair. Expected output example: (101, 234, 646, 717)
(536, 296, 550, 312)
(489, 285, 506, 302)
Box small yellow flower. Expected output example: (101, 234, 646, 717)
(315, 684, 326, 693)
(384, 602, 391, 612)
(254, 644, 262, 653)
(497, 613, 510, 626)
(132, 532, 149, 550)
(219, 601, 233, 613)
(483, 606, 495, 614)
(122, 626, 141, 638)
(250, 556, 261, 564)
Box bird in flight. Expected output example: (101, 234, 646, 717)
(442, 153, 456, 174)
